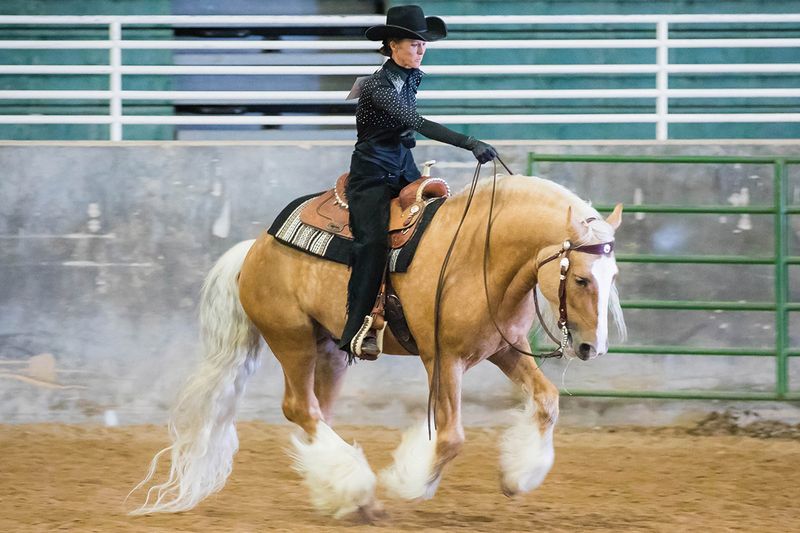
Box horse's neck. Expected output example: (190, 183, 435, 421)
(440, 176, 592, 304)
(446, 175, 586, 252)
(421, 176, 604, 338)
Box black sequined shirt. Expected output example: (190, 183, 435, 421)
(355, 58, 424, 145)
(349, 58, 471, 181)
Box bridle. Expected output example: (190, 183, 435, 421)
(529, 236, 615, 358)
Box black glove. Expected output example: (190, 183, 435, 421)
(414, 119, 498, 163)
(465, 137, 498, 164)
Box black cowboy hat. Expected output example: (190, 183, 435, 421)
(365, 5, 447, 42)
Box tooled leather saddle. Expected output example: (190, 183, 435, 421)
(298, 172, 450, 248)
(296, 170, 450, 356)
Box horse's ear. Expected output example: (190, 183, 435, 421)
(606, 203, 623, 230)
(565, 205, 587, 241)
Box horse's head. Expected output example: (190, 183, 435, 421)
(536, 203, 626, 360)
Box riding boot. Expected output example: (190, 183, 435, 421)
(337, 173, 392, 357)
(348, 276, 388, 360)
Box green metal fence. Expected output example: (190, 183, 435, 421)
(527, 153, 799, 401)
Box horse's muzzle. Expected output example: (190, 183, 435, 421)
(577, 343, 596, 361)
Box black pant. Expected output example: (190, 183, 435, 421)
(338, 171, 410, 351)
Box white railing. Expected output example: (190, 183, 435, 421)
(0, 14, 799, 140)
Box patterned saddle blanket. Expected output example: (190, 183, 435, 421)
(267, 173, 449, 273)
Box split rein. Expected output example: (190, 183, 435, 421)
(427, 158, 613, 435)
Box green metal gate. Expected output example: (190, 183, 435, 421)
(527, 153, 799, 401)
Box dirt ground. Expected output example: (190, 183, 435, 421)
(2, 417, 799, 533)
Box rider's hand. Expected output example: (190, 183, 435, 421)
(466, 137, 498, 164)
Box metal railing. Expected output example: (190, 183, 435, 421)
(527, 153, 799, 401)
(0, 14, 799, 140)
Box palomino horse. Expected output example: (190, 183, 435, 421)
(130, 173, 625, 518)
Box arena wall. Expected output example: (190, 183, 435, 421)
(2, 140, 800, 427)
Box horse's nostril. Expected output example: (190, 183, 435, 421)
(578, 343, 595, 360)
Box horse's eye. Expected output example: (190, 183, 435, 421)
(575, 277, 590, 287)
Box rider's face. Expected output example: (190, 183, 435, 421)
(390, 39, 426, 69)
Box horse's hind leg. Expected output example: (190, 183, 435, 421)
(489, 343, 559, 496)
(313, 332, 349, 424)
(269, 325, 377, 518)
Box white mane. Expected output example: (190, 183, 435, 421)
(453, 174, 615, 245)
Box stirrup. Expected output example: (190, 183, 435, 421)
(350, 314, 386, 359)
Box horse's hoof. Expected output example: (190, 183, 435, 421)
(357, 500, 387, 523)
(501, 479, 518, 498)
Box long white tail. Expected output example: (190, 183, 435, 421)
(129, 239, 260, 514)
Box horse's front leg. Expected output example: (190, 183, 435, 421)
(489, 343, 559, 496)
(380, 357, 465, 500)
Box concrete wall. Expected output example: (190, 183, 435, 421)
(2, 140, 800, 428)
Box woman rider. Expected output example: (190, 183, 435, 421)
(340, 5, 498, 358)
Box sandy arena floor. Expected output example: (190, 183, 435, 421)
(1, 420, 799, 532)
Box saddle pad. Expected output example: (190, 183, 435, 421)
(267, 192, 444, 273)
